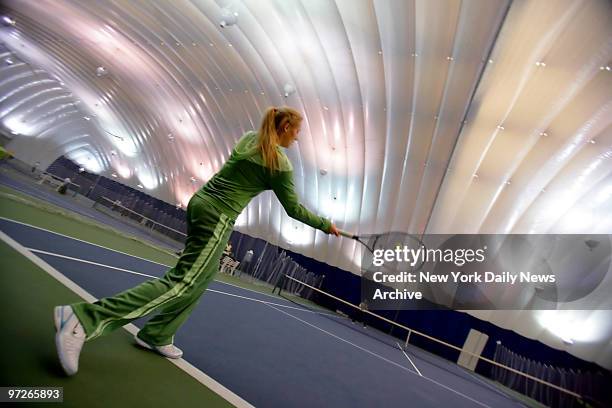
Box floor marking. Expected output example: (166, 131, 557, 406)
(29, 248, 159, 278)
(1, 216, 305, 303)
(403, 345, 516, 401)
(0, 216, 171, 267)
(265, 304, 419, 375)
(28, 247, 335, 316)
(396, 342, 422, 376)
(267, 304, 492, 408)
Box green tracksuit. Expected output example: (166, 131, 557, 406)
(72, 132, 331, 345)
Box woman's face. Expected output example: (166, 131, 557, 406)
(279, 121, 301, 148)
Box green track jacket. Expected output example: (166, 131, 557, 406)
(196, 131, 331, 233)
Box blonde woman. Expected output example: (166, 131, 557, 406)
(54, 107, 339, 375)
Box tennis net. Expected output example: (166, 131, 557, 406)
(93, 196, 187, 247)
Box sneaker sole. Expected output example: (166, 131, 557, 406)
(134, 335, 182, 359)
(54, 306, 77, 376)
(134, 335, 154, 351)
(54, 306, 62, 332)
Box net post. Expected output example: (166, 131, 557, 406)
(405, 329, 412, 349)
(273, 273, 286, 295)
(278, 273, 285, 295)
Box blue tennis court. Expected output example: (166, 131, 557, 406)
(1, 217, 526, 408)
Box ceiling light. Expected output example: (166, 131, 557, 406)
(496, 125, 505, 130)
(488, 59, 494, 64)
(535, 61, 546, 67)
(589, 140, 596, 144)
(539, 132, 548, 137)
(83, 116, 91, 121)
(283, 83, 296, 97)
(95, 66, 108, 77)
(190, 176, 197, 183)
(137, 184, 144, 189)
(111, 173, 118, 178)
(446, 56, 454, 61)
(219, 8, 238, 28)
(5, 57, 14, 65)
(1, 16, 16, 26)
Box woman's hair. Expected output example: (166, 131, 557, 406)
(258, 106, 302, 171)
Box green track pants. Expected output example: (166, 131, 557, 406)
(72, 195, 234, 346)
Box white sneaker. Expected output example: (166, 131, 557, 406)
(134, 335, 183, 359)
(54, 305, 86, 376)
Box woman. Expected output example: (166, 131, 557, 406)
(54, 107, 340, 375)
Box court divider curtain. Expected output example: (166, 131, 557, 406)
(492, 343, 610, 408)
(231, 232, 324, 300)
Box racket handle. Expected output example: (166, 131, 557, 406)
(338, 230, 357, 239)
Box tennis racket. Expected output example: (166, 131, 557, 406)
(339, 230, 428, 271)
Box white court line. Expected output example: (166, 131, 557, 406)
(27, 247, 335, 315)
(396, 342, 422, 376)
(207, 289, 337, 315)
(403, 344, 515, 401)
(0, 216, 171, 267)
(29, 248, 159, 278)
(265, 304, 419, 375)
(0, 216, 292, 302)
(0, 230, 254, 408)
(266, 304, 492, 408)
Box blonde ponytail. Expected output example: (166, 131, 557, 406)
(258, 106, 302, 171)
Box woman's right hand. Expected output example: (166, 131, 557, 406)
(328, 223, 340, 237)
